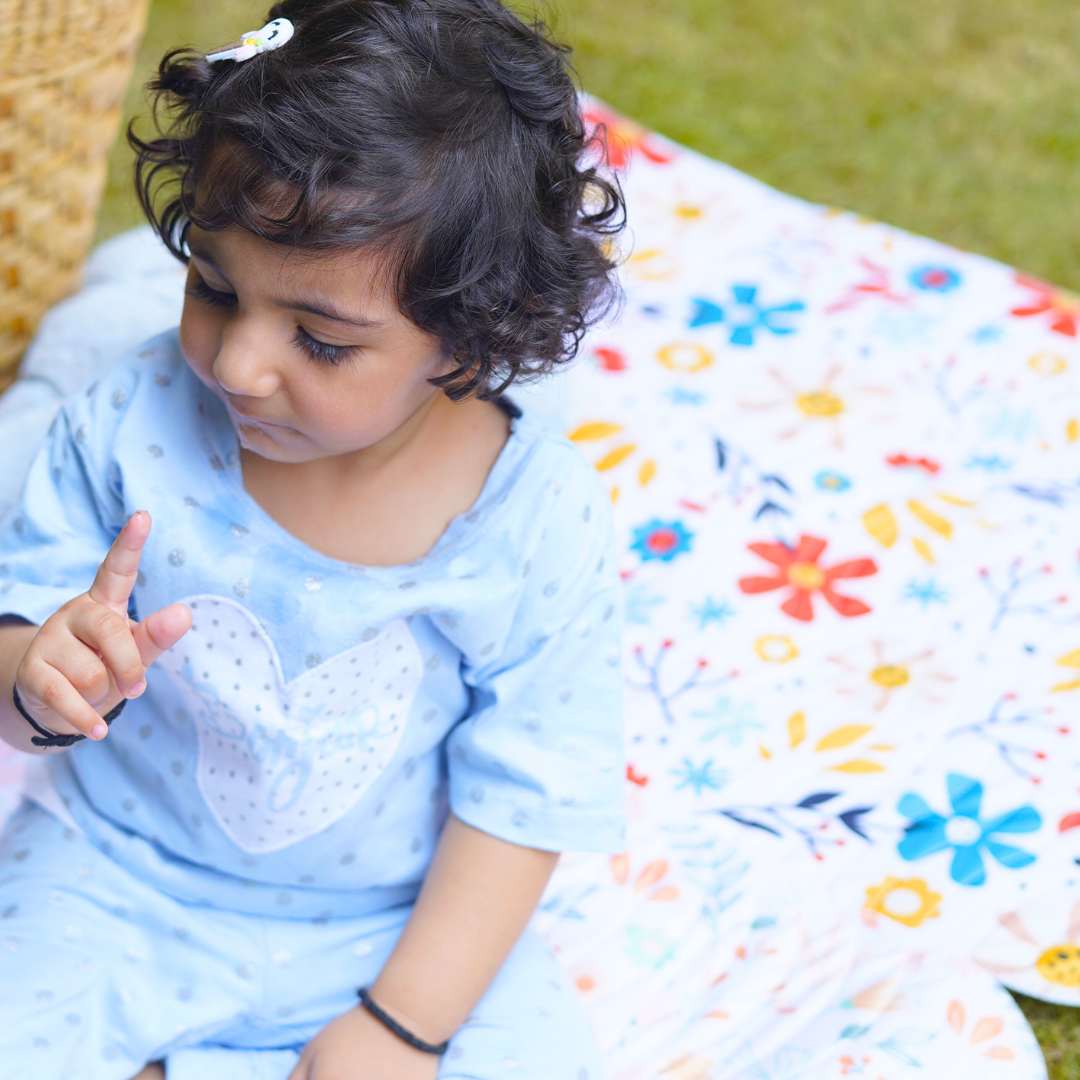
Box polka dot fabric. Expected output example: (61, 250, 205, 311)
(0, 325, 627, 923)
(0, 799, 606, 1079)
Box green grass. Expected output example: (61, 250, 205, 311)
(95, 1, 1080, 1071)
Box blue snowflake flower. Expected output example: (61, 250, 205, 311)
(688, 285, 806, 347)
(672, 756, 727, 796)
(691, 595, 734, 629)
(902, 578, 948, 608)
(897, 773, 1041, 887)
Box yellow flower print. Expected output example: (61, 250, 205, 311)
(864, 875, 942, 928)
(753, 634, 799, 664)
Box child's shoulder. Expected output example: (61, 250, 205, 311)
(494, 401, 616, 573)
(64, 326, 186, 419)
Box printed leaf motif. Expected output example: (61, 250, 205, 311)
(815, 724, 873, 752)
(596, 443, 637, 471)
(715, 439, 727, 471)
(863, 503, 899, 547)
(1058, 812, 1080, 833)
(761, 473, 793, 493)
(838, 806, 875, 840)
(754, 500, 790, 520)
(717, 810, 782, 838)
(638, 459, 657, 486)
(907, 499, 953, 539)
(569, 421, 623, 442)
(830, 759, 886, 774)
(788, 711, 807, 749)
(797, 791, 840, 810)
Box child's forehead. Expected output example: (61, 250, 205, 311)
(187, 223, 393, 303)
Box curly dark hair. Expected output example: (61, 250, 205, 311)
(126, 0, 628, 400)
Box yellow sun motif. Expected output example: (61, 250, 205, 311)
(980, 903, 1080, 992)
(827, 639, 957, 713)
(864, 876, 942, 928)
(735, 362, 894, 451)
(1035, 946, 1080, 988)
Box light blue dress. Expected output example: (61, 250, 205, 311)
(0, 326, 625, 1079)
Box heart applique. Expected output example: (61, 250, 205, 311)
(155, 594, 423, 853)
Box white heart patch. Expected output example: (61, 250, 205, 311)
(155, 594, 423, 853)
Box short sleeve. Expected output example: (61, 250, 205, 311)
(0, 360, 140, 628)
(445, 446, 627, 854)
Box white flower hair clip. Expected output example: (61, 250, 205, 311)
(206, 18, 295, 64)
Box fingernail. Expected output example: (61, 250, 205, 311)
(129, 680, 147, 698)
(92, 723, 108, 739)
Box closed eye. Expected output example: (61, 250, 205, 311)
(184, 274, 361, 367)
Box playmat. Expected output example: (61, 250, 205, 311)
(2, 91, 1079, 1077)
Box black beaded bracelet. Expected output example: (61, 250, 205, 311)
(11, 683, 127, 748)
(356, 987, 451, 1056)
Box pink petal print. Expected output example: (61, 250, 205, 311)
(970, 1016, 1004, 1044)
(947, 1000, 966, 1033)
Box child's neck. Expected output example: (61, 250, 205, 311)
(238, 393, 512, 567)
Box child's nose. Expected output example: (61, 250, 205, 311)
(212, 335, 280, 399)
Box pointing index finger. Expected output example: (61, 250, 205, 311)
(88, 510, 150, 612)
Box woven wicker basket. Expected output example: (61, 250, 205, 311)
(0, 0, 151, 395)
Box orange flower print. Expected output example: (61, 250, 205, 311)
(581, 103, 676, 171)
(1010, 272, 1080, 337)
(738, 534, 879, 621)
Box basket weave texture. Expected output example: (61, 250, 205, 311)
(0, 0, 151, 394)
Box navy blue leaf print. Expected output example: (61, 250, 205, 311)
(754, 501, 791, 520)
(715, 439, 727, 471)
(761, 474, 793, 493)
(716, 810, 782, 838)
(838, 805, 875, 841)
(796, 791, 840, 810)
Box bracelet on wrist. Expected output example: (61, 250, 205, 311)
(11, 683, 127, 748)
(356, 987, 451, 1056)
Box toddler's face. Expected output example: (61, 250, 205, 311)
(178, 223, 461, 476)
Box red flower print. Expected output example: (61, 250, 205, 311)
(738, 534, 878, 622)
(582, 104, 675, 171)
(1009, 273, 1080, 337)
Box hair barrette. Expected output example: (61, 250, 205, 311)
(206, 17, 295, 64)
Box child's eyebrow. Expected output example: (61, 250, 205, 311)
(187, 239, 386, 330)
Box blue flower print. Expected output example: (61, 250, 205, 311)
(908, 264, 962, 293)
(689, 285, 806, 347)
(630, 518, 694, 564)
(897, 772, 1041, 887)
(814, 469, 852, 493)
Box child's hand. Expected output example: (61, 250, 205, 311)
(287, 1003, 441, 1080)
(12, 509, 192, 742)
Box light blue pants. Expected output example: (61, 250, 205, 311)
(0, 797, 603, 1080)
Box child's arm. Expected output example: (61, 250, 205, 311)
(0, 618, 46, 754)
(365, 810, 561, 1045)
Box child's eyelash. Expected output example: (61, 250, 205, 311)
(184, 275, 359, 366)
